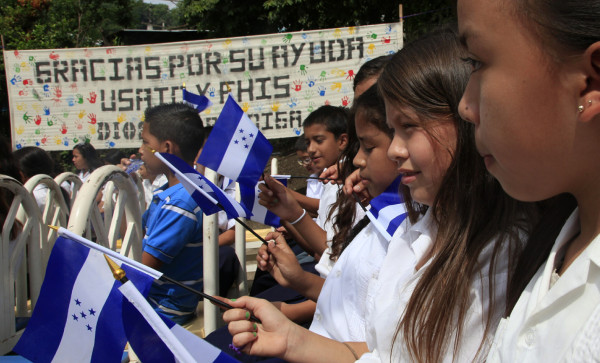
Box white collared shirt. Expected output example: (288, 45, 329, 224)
(487, 208, 600, 362)
(309, 222, 391, 341)
(314, 182, 366, 278)
(360, 209, 511, 362)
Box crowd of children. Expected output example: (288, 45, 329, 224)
(4, 0, 600, 360)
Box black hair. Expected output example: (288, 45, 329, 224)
(302, 105, 348, 139)
(144, 103, 205, 163)
(294, 136, 307, 152)
(353, 54, 393, 91)
(13, 146, 55, 178)
(73, 143, 103, 172)
(103, 149, 126, 165)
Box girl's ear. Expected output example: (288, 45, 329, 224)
(579, 41, 600, 123)
(337, 133, 349, 151)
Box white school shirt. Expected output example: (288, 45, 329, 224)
(487, 208, 600, 362)
(306, 173, 324, 200)
(314, 182, 366, 278)
(309, 222, 390, 341)
(360, 209, 511, 362)
(142, 174, 168, 209)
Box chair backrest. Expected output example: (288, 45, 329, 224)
(0, 175, 45, 355)
(54, 171, 82, 209)
(19, 174, 70, 263)
(67, 165, 143, 261)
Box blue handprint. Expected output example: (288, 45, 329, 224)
(43, 106, 50, 115)
(10, 75, 22, 85)
(318, 86, 326, 96)
(208, 87, 216, 97)
(288, 97, 298, 108)
(307, 76, 316, 87)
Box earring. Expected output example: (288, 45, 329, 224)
(578, 105, 584, 113)
(588, 100, 593, 105)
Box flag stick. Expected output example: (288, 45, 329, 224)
(271, 174, 341, 182)
(352, 192, 368, 213)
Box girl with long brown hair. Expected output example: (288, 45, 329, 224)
(222, 27, 537, 362)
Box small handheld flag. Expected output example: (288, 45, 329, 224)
(239, 178, 288, 228)
(155, 152, 250, 220)
(197, 94, 272, 186)
(182, 86, 213, 113)
(366, 176, 408, 241)
(13, 236, 155, 362)
(154, 152, 270, 245)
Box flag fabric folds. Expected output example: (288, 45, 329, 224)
(239, 178, 288, 228)
(366, 176, 408, 241)
(155, 152, 251, 220)
(182, 88, 213, 113)
(13, 236, 155, 363)
(121, 281, 238, 363)
(196, 94, 272, 187)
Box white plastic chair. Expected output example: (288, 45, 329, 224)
(0, 175, 45, 355)
(54, 171, 82, 209)
(20, 174, 70, 264)
(67, 165, 143, 261)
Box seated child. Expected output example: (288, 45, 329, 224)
(138, 102, 206, 325)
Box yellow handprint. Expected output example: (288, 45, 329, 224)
(348, 27, 356, 35)
(117, 113, 126, 123)
(367, 44, 376, 55)
(271, 102, 280, 112)
(333, 29, 342, 38)
(54, 136, 63, 145)
(15, 126, 24, 135)
(78, 110, 86, 119)
(242, 102, 250, 112)
(16, 102, 25, 111)
(89, 125, 96, 135)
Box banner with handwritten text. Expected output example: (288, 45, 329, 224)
(4, 23, 402, 151)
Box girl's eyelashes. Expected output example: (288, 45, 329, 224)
(460, 56, 482, 72)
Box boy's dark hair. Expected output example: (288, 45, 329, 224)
(144, 103, 205, 162)
(302, 105, 348, 139)
(353, 54, 393, 91)
(294, 136, 307, 152)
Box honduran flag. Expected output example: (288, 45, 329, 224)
(366, 176, 408, 241)
(13, 236, 155, 363)
(120, 280, 238, 363)
(196, 94, 272, 187)
(239, 178, 288, 228)
(155, 152, 251, 220)
(183, 87, 213, 112)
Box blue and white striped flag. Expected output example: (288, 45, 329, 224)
(239, 178, 288, 227)
(121, 281, 238, 363)
(13, 236, 155, 363)
(197, 94, 272, 187)
(366, 176, 407, 241)
(183, 87, 212, 112)
(155, 152, 251, 220)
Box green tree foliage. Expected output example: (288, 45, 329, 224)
(178, 0, 455, 42)
(0, 0, 136, 137)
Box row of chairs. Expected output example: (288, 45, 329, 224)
(0, 163, 260, 355)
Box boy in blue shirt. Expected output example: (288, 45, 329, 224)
(138, 103, 205, 325)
